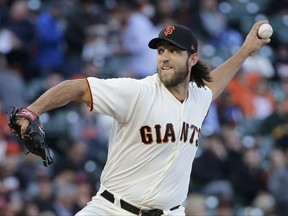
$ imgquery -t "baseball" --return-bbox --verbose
[257,23,273,39]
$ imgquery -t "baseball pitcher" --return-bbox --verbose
[9,20,270,215]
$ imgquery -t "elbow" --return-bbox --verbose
[60,79,90,103]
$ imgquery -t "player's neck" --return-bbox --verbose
[167,86,189,103]
[164,76,190,102]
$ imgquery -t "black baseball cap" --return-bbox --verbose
[148,25,198,53]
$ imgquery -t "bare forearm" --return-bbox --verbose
[27,79,89,115]
[208,48,250,100]
[206,20,271,100]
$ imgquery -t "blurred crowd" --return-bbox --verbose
[0,0,288,215]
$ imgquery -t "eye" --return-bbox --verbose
[157,48,164,54]
[171,48,181,54]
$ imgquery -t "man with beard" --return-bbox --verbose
[15,21,270,216]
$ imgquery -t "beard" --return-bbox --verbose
[158,60,190,88]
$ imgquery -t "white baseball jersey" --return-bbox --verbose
[86,74,212,210]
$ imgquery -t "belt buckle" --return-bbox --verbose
[139,210,151,216]
[139,210,149,216]
[139,209,162,216]
[139,209,150,216]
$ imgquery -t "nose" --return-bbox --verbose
[159,50,170,62]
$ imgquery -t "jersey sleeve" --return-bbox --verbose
[86,77,142,124]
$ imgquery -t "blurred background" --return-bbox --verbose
[0,0,288,215]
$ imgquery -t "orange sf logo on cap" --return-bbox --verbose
[164,26,175,36]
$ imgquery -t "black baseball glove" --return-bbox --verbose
[8,107,53,167]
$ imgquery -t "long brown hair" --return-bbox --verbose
[190,60,212,88]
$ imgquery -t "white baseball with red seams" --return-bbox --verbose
[257,23,273,39]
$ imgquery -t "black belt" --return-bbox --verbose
[101,190,180,216]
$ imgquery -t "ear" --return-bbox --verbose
[189,53,199,67]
